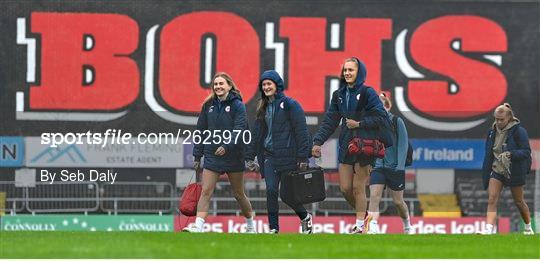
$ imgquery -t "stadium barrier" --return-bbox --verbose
[0,214,510,234]
[0,192,5,215]
[174,215,511,234]
[27,181,99,213]
[0,214,173,232]
[0,180,420,217]
[100,182,175,214]
[0,181,174,214]
[0,179,526,233]
[0,181,25,214]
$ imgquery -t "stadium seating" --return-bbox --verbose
[418,194,461,217]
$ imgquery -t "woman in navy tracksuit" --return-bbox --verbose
[184,72,255,233]
[481,103,533,235]
[246,70,313,234]
[312,57,390,233]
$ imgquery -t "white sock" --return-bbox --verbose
[246,217,254,227]
[356,219,364,228]
[195,217,205,229]
[402,217,411,229]
[485,223,494,232]
[302,213,311,221]
[524,223,532,231]
[371,221,380,232]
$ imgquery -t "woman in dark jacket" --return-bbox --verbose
[312,57,390,234]
[481,103,533,235]
[246,70,313,234]
[183,72,255,233]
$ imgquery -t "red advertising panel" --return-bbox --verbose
[175,215,511,234]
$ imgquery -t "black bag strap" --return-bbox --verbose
[391,114,400,158]
[391,114,398,131]
[187,168,202,184]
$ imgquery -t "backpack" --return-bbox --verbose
[391,115,413,167]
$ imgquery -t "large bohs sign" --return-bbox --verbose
[4,1,539,138]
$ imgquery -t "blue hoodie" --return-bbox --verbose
[193,91,247,172]
[246,70,311,176]
[313,58,390,164]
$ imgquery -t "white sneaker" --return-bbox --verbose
[366,221,381,234]
[362,214,374,234]
[268,229,279,234]
[523,228,535,235]
[348,225,363,234]
[480,224,495,235]
[404,227,413,234]
[245,225,257,234]
[481,229,495,235]
[301,213,313,234]
[182,223,202,233]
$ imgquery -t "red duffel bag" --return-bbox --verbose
[179,173,202,216]
[348,137,386,159]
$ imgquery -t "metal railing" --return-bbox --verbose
[26,182,99,213]
[0,181,418,216]
[101,182,175,214]
[207,196,418,217]
[0,181,174,214]
[0,181,25,214]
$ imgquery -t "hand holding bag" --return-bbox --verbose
[347,135,386,158]
[282,167,326,205]
[346,86,392,159]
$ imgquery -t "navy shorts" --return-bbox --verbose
[490,171,526,187]
[369,168,405,191]
[204,168,244,175]
[341,153,374,167]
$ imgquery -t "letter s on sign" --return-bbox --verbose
[408,15,507,118]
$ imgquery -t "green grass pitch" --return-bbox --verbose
[0,232,539,258]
